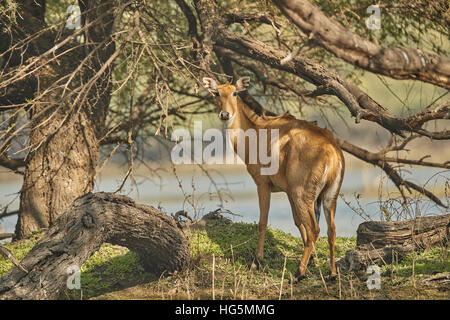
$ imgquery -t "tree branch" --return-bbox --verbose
[273,0,450,89]
[175,0,201,61]
[0,155,25,171]
[193,0,225,76]
[0,210,19,220]
[336,138,448,208]
[224,11,282,30]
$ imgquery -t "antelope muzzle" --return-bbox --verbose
[219,111,231,121]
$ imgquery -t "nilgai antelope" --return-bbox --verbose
[203,76,345,278]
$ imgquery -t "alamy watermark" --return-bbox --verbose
[170,121,280,175]
[66,264,81,290]
[366,5,381,30]
[66,5,81,30]
[366,265,381,290]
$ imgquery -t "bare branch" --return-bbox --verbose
[0,155,25,171]
[193,0,225,76]
[336,138,448,208]
[224,11,282,30]
[0,234,14,241]
[0,210,19,220]
[175,0,201,61]
[0,245,28,274]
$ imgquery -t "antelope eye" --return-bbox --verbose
[214,91,220,97]
[232,91,237,96]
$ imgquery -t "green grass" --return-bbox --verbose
[381,246,450,278]
[1,218,448,300]
[190,219,357,278]
[0,231,43,276]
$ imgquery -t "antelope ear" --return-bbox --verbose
[202,77,218,91]
[235,76,250,91]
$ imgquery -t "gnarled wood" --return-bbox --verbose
[0,192,190,300]
[337,214,450,271]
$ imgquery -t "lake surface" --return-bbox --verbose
[0,166,448,238]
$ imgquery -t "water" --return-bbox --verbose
[2,166,447,238]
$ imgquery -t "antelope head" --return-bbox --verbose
[202,77,250,125]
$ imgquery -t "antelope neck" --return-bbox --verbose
[229,98,260,131]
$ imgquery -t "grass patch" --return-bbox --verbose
[190,218,357,278]
[381,246,450,278]
[0,231,43,276]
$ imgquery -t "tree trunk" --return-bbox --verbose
[337,214,450,272]
[0,192,190,300]
[16,112,100,237]
[15,0,116,239]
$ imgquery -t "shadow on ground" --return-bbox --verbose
[62,248,158,299]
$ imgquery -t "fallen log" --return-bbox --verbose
[337,214,449,272]
[0,192,190,300]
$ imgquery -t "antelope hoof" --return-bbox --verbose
[293,270,307,283]
[250,256,262,270]
[327,273,337,282]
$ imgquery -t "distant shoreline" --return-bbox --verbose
[1,160,448,197]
